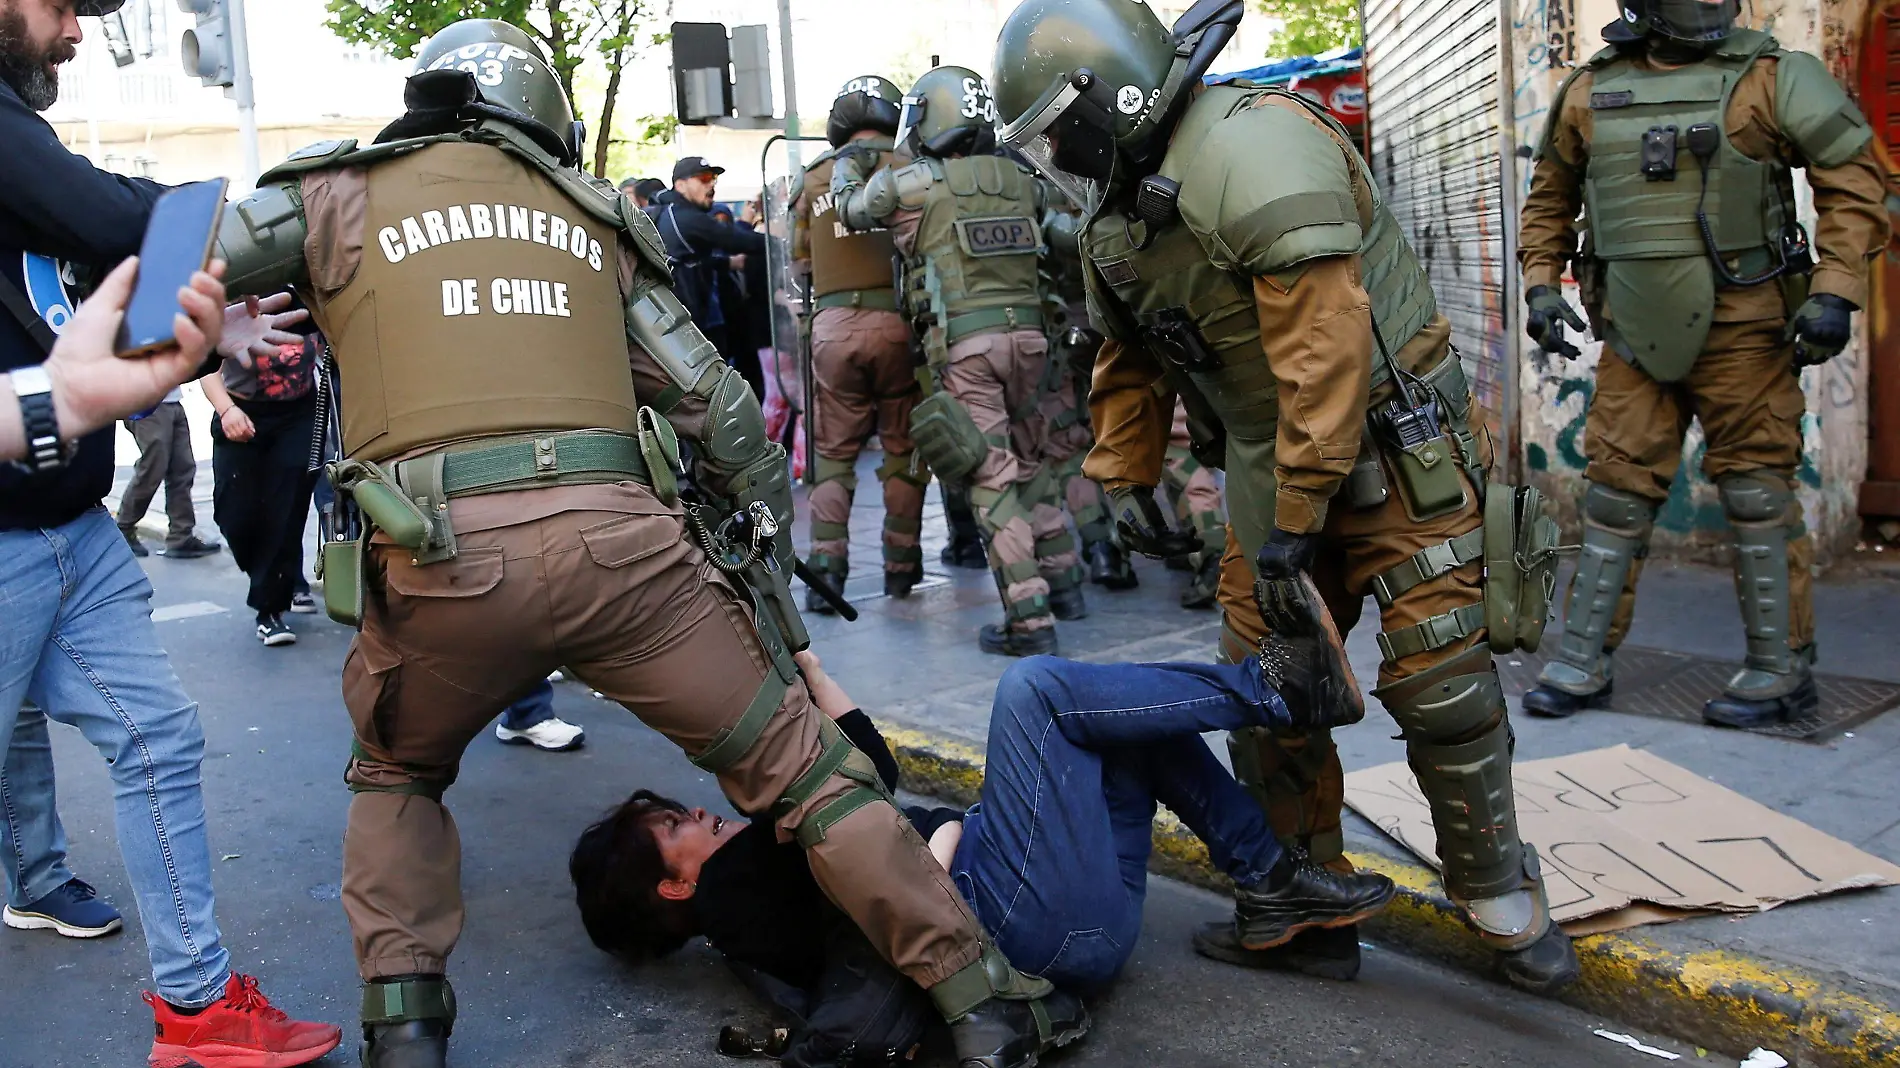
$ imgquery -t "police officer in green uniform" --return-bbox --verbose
[993,0,1581,992]
[831,66,1092,655]
[1517,0,1889,727]
[211,20,1086,1068]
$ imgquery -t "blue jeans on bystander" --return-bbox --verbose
[0,507,231,1006]
[951,655,1293,991]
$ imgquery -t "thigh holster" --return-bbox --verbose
[773,718,893,848]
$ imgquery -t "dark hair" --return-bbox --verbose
[569,790,700,962]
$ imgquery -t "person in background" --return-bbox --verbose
[653,157,768,396]
[116,387,220,558]
[200,325,320,647]
[493,675,586,752]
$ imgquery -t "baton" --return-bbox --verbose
[793,558,859,621]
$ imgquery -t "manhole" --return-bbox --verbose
[1495,646,1900,744]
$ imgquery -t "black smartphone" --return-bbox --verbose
[115,177,229,357]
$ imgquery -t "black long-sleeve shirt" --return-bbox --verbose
[0,78,167,530]
[693,709,962,1064]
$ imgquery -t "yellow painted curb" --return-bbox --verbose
[886,726,1900,1068]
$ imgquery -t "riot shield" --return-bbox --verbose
[760,135,833,485]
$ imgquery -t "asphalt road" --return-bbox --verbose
[0,542,1714,1068]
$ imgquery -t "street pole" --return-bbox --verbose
[226,0,259,191]
[777,0,801,172]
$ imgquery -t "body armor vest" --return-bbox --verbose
[1580,29,1790,379]
[805,145,899,298]
[317,141,637,460]
[1085,85,1446,555]
[906,155,1045,338]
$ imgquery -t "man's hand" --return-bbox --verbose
[1108,485,1203,558]
[219,404,256,443]
[1524,285,1586,360]
[42,257,225,440]
[1787,293,1855,367]
[793,649,856,720]
[219,291,309,368]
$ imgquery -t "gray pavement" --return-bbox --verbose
[0,494,1697,1068]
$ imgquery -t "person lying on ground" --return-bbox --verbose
[569,624,1394,1066]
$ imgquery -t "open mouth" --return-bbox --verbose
[711,815,726,834]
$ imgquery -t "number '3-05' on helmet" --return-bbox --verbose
[895,66,999,159]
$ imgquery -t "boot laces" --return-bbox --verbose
[224,975,288,1021]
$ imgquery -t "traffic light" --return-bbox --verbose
[176,0,234,88]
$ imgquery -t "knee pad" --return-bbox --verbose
[1582,483,1659,534]
[1371,644,1505,744]
[1718,472,1794,524]
[813,455,860,493]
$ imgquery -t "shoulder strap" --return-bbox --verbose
[0,271,56,354]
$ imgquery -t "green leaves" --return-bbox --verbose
[1253,0,1362,59]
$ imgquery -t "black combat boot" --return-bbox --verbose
[1521,680,1612,719]
[803,555,846,616]
[1181,553,1219,609]
[941,488,990,569]
[885,569,922,600]
[1048,585,1088,621]
[360,975,452,1068]
[979,623,1059,657]
[362,1021,449,1068]
[1703,674,1819,729]
[1085,541,1139,589]
[1191,921,1363,981]
[1230,850,1397,950]
[949,989,1090,1068]
[1497,924,1582,995]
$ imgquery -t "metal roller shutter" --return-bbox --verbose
[1363,0,1513,456]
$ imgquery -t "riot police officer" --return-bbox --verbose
[792,75,931,609]
[993,0,1580,992]
[1517,0,1888,727]
[832,66,1088,656]
[212,21,1084,1067]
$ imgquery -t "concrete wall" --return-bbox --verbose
[1508,0,1877,566]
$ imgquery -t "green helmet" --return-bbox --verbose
[1614,0,1740,44]
[895,66,999,159]
[827,75,904,147]
[993,0,1243,205]
[409,19,581,163]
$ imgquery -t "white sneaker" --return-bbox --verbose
[495,716,585,751]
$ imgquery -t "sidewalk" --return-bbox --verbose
[797,450,1900,1067]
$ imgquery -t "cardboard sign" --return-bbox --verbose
[1345,745,1900,932]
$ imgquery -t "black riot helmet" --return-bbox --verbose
[994,0,1243,207]
[895,66,999,159]
[393,19,585,165]
[1615,0,1742,44]
[826,75,903,147]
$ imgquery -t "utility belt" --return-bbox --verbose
[315,419,680,627]
[944,304,1043,345]
[814,287,899,312]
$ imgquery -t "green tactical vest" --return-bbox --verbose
[1578,29,1789,380]
[905,154,1047,344]
[1083,85,1442,554]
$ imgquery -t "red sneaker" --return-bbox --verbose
[144,974,343,1068]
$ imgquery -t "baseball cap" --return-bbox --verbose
[76,0,127,13]
[672,156,726,182]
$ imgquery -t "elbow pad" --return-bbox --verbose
[216,183,309,297]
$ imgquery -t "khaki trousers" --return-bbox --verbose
[808,307,927,574]
[339,482,982,987]
[940,328,1074,628]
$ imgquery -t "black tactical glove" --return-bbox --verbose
[1524,285,1587,360]
[1254,527,1319,582]
[1108,485,1203,559]
[1787,293,1856,367]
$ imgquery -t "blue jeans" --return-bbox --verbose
[498,680,555,731]
[0,507,231,1007]
[950,655,1292,991]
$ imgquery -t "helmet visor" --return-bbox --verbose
[999,77,1115,211]
[1649,0,1740,41]
[894,94,927,153]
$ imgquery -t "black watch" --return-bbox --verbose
[11,365,67,473]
